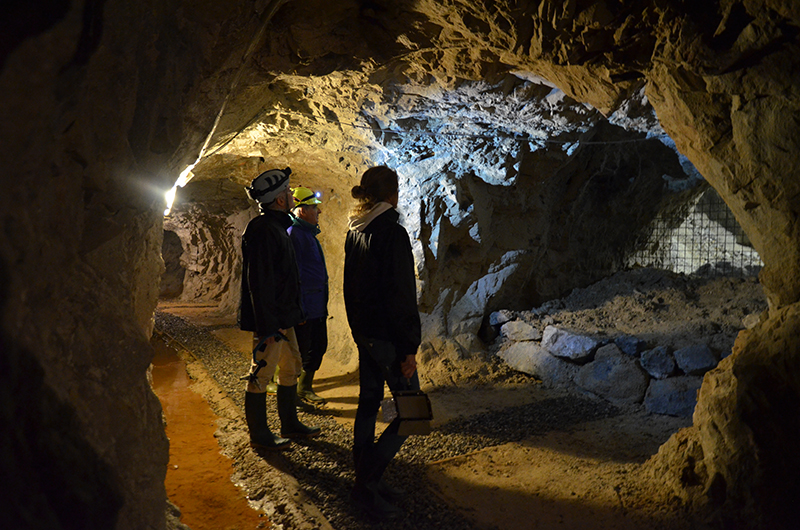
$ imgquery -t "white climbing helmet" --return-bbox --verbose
[245,167,292,204]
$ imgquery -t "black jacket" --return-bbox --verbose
[343,208,421,359]
[239,209,304,336]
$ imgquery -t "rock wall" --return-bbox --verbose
[491,268,767,418]
[163,179,254,316]
[1,0,273,527]
[648,301,800,528]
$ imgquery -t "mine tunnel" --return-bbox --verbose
[2,1,799,530]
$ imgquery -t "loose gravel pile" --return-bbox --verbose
[154,310,620,530]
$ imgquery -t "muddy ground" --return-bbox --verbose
[155,268,766,530]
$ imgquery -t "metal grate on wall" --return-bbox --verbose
[626,188,763,278]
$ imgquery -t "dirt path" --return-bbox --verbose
[156,268,768,528]
[427,412,691,530]
[157,302,698,529]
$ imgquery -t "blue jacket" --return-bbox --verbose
[288,215,329,320]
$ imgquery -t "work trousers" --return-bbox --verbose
[246,327,302,393]
[295,317,328,373]
[352,333,420,469]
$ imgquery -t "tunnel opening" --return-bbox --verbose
[5,0,798,528]
[150,64,770,528]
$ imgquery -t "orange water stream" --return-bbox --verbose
[150,335,268,530]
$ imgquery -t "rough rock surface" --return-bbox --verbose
[2,1,800,528]
[574,343,650,405]
[163,180,254,316]
[541,326,602,363]
[647,302,800,528]
[641,346,678,380]
[644,376,704,418]
[500,320,542,342]
[497,341,579,388]
[493,268,766,420]
[673,344,719,376]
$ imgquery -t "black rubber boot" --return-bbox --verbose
[277,384,321,438]
[351,447,401,520]
[244,391,290,451]
[298,370,327,405]
[375,467,405,504]
[295,396,316,413]
[354,445,404,503]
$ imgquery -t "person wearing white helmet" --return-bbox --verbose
[288,186,329,406]
[239,167,321,451]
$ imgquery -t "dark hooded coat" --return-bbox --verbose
[239,208,304,336]
[343,208,421,360]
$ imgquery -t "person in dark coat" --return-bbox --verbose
[288,186,329,405]
[239,167,321,451]
[343,165,421,519]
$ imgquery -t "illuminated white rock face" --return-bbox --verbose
[169,72,700,374]
[2,0,800,528]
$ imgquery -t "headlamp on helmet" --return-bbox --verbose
[292,186,322,207]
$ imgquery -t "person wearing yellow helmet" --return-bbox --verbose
[288,186,329,406]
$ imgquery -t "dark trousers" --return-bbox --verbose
[295,317,328,372]
[352,334,420,476]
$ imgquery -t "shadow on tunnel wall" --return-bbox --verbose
[0,258,124,529]
[160,229,186,299]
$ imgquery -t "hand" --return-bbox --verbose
[400,354,417,379]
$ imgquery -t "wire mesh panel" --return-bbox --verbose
[626,188,763,277]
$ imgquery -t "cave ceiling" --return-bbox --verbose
[186,0,654,191]
[171,0,705,321]
[163,0,799,311]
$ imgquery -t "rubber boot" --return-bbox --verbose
[297,369,327,405]
[244,392,290,451]
[351,447,401,520]
[276,384,321,438]
[295,393,316,413]
[354,445,404,504]
[374,459,405,503]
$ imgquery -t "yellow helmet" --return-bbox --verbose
[292,186,322,207]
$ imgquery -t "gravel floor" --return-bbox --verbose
[154,310,620,530]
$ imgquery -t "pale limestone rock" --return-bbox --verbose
[500,320,542,342]
[640,346,678,380]
[673,344,719,376]
[541,325,601,363]
[497,341,578,388]
[644,376,703,418]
